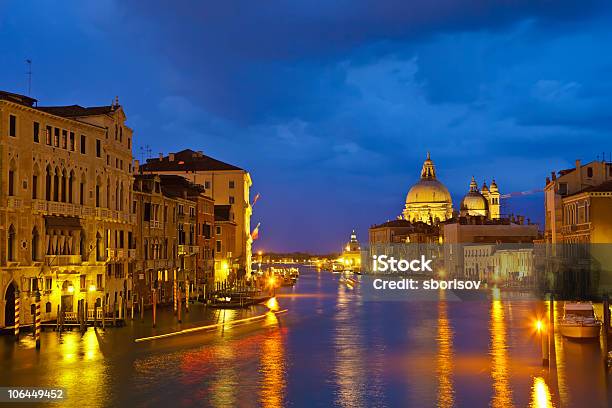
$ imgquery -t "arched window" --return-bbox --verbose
[32,165,40,200]
[61,169,67,202]
[80,173,86,206]
[68,171,74,204]
[80,233,86,262]
[106,177,110,209]
[53,168,60,201]
[7,225,16,262]
[96,232,103,261]
[31,227,39,261]
[45,165,52,201]
[115,181,120,210]
[95,177,101,207]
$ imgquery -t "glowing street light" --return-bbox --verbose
[67,284,75,294]
[535,320,543,333]
[88,285,96,292]
[535,318,549,366]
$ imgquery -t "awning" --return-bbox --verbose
[44,216,82,230]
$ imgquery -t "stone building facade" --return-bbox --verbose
[140,149,252,279]
[0,91,134,328]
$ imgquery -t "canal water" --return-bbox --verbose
[1,267,611,407]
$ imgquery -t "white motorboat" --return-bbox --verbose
[559,302,602,339]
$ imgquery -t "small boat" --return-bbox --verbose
[559,302,602,339]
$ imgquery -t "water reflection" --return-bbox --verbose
[334,283,366,407]
[259,313,286,407]
[490,299,513,407]
[436,297,454,407]
[2,269,611,407]
[530,376,554,408]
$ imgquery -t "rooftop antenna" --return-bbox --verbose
[25,59,32,95]
[139,144,152,163]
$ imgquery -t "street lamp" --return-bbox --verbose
[536,318,549,366]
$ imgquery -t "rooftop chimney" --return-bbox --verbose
[134,159,140,173]
[575,159,581,171]
[159,153,163,162]
[169,153,175,162]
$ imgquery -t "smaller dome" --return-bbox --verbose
[460,177,488,216]
[490,179,498,192]
[481,181,489,193]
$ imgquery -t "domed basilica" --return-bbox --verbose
[402,153,500,224]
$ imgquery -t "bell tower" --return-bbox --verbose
[489,179,501,219]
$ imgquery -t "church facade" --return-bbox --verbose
[402,153,500,224]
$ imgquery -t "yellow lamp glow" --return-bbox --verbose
[89,285,96,292]
[536,320,544,332]
[268,276,276,286]
[67,285,74,293]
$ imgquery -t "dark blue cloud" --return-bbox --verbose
[2,0,612,252]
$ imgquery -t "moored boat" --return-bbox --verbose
[559,302,601,339]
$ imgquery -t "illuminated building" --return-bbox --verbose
[460,177,500,219]
[463,244,534,284]
[544,159,612,244]
[214,205,237,283]
[369,219,439,244]
[402,152,453,224]
[339,230,361,272]
[0,91,134,328]
[140,149,253,279]
[542,158,612,296]
[132,174,209,305]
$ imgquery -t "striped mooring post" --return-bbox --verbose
[177,288,182,323]
[185,280,190,313]
[173,280,178,314]
[152,289,157,328]
[35,291,41,349]
[14,290,20,341]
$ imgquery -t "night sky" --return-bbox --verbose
[2,1,612,253]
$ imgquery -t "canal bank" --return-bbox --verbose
[1,267,611,407]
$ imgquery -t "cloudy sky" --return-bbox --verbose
[2,1,611,252]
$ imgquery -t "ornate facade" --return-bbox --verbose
[402,153,453,224]
[0,91,134,328]
[459,176,500,219]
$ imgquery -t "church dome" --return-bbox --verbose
[406,179,452,204]
[403,153,453,224]
[460,177,488,216]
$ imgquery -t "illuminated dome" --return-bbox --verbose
[406,179,452,204]
[403,153,453,224]
[460,177,488,217]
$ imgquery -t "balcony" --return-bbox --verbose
[32,200,134,224]
[107,248,127,260]
[45,254,82,266]
[7,197,22,209]
[146,220,162,229]
[178,245,200,255]
[48,202,81,217]
[561,222,591,235]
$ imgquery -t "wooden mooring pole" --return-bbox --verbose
[102,299,106,330]
[603,295,610,368]
[152,289,157,328]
